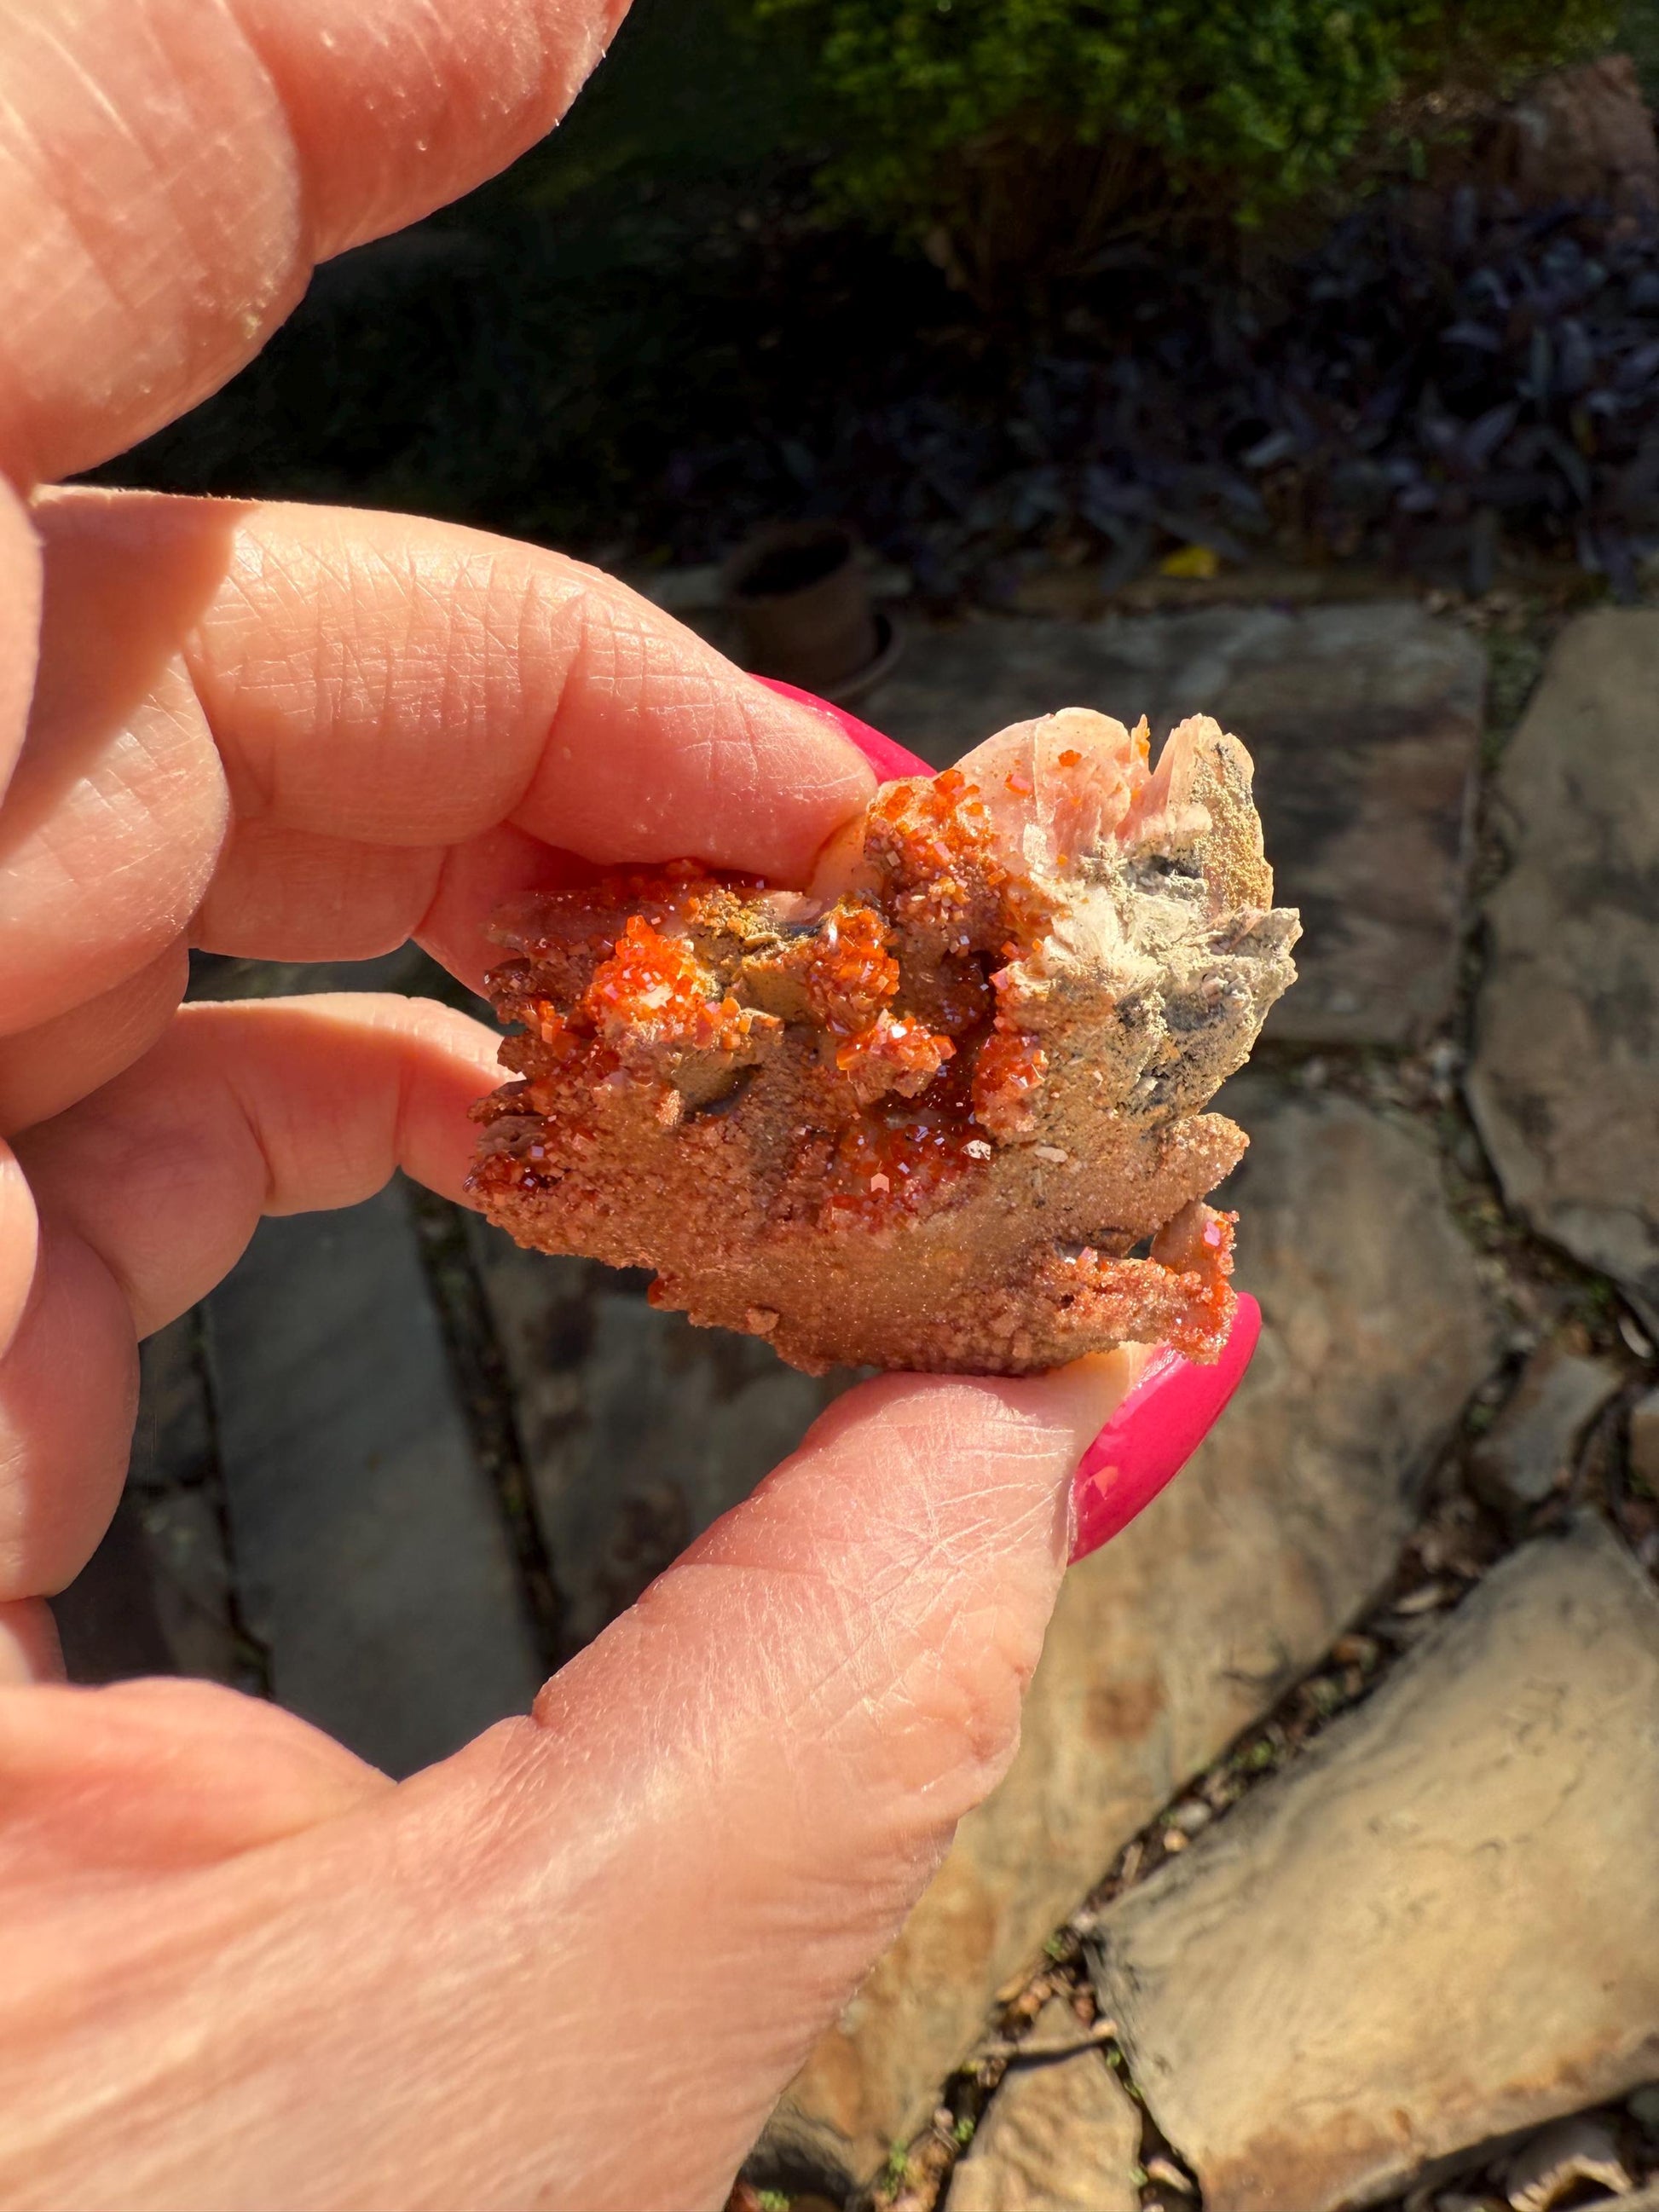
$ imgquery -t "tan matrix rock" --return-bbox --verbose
[471,709,1299,1375]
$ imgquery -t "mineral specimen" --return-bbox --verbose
[470,709,1299,1375]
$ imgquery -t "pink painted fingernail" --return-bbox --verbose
[1069,1296,1262,1563]
[754,673,934,781]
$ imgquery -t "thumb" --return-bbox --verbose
[403,1358,1140,2211]
[3,1360,1141,2212]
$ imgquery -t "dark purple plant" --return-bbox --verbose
[661,192,1659,601]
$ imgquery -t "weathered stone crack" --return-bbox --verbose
[407,1181,571,1676]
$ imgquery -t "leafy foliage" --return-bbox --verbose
[102,182,1659,600]
[1621,0,1659,98]
[96,0,1659,601]
[658,195,1659,600]
[748,0,1620,254]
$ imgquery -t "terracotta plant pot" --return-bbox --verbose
[722,522,899,702]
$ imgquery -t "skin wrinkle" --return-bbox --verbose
[0,949,192,1132]
[498,567,563,818]
[3,1886,367,2180]
[537,1415,1070,1806]
[0,723,217,1029]
[454,1724,916,2066]
[676,1424,1043,1601]
[0,63,141,343]
[3,475,871,1026]
[31,4,261,327]
[185,523,592,845]
[0,515,236,1033]
[193,821,445,962]
[61,729,190,867]
[70,1121,258,1337]
[13,996,500,1345]
[54,708,211,898]
[310,535,400,804]
[16,716,171,866]
[0,1689,387,1886]
[194,526,340,817]
[431,564,477,783]
[893,1609,1036,1774]
[839,1574,1043,1798]
[455,554,567,831]
[228,0,591,259]
[0,3,303,484]
[539,578,617,805]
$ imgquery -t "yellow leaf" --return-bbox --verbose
[1158,543,1223,580]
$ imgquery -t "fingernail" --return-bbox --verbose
[1069,1296,1262,1563]
[754,673,934,782]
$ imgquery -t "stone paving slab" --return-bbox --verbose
[123,1315,246,1684]
[865,604,1485,1046]
[942,2001,1141,2212]
[1389,2087,1659,2211]
[49,1489,176,1686]
[1468,609,1659,1333]
[205,1182,544,1776]
[1090,1516,1659,2212]
[1467,1343,1623,1527]
[52,1317,240,1688]
[767,1077,1498,2191]
[1495,2114,1638,2210]
[1633,1387,1659,1492]
[186,943,457,1005]
[465,1219,854,1649]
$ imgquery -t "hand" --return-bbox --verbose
[0,9,1215,2207]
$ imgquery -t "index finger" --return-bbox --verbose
[0,490,875,1037]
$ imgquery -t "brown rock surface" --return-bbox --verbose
[866,604,1483,1046]
[1485,56,1659,213]
[942,2001,1142,2212]
[205,1187,545,1777]
[1090,1517,1659,2212]
[1501,2116,1633,2211]
[1468,611,1659,1333]
[765,1080,1496,2190]
[1632,1387,1659,1494]
[1468,1343,1622,1524]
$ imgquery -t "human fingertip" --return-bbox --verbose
[0,1599,64,1684]
[1037,1340,1155,1445]
[1068,1293,1261,1563]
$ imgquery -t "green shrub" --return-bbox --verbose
[1621,0,1659,98]
[749,0,1621,294]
